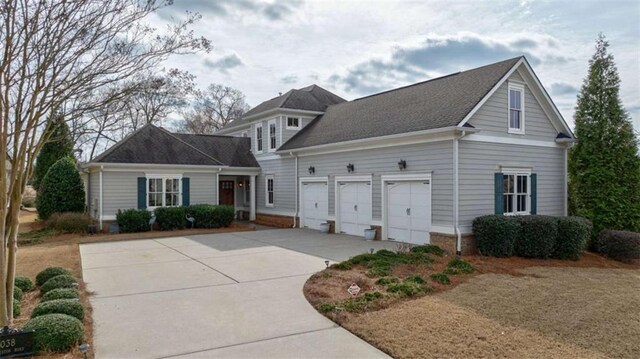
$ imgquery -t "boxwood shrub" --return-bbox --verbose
[598,230,640,263]
[42,288,80,302]
[154,206,186,230]
[13,300,20,318]
[212,205,235,227]
[473,215,520,257]
[13,287,23,301]
[185,204,217,228]
[36,267,72,286]
[553,217,592,260]
[14,276,35,292]
[32,299,84,321]
[515,215,558,258]
[24,314,84,353]
[41,275,77,294]
[116,208,152,233]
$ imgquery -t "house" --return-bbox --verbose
[82,56,574,254]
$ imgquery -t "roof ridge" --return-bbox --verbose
[158,127,226,166]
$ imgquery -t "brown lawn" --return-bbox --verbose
[305,251,640,359]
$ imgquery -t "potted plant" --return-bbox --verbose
[319,222,330,234]
[364,227,376,241]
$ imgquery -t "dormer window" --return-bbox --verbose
[508,83,525,134]
[286,117,300,129]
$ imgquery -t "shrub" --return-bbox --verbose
[598,230,640,263]
[318,303,336,313]
[41,275,77,294]
[341,292,384,312]
[387,282,426,297]
[13,287,23,301]
[41,288,80,302]
[411,244,444,256]
[24,314,84,353]
[515,215,558,258]
[116,208,152,233]
[375,277,399,286]
[212,205,235,227]
[13,300,20,318]
[473,215,520,257]
[46,212,91,233]
[35,157,85,220]
[444,258,474,275]
[403,275,425,284]
[553,217,591,260]
[430,272,451,284]
[36,267,72,286]
[32,299,84,321]
[14,276,34,291]
[367,262,392,277]
[329,261,352,270]
[154,206,186,230]
[184,204,220,228]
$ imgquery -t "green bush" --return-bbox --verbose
[387,282,426,297]
[411,244,444,256]
[473,215,520,257]
[341,292,384,312]
[35,157,85,220]
[41,275,77,294]
[14,276,35,291]
[367,262,392,277]
[516,215,558,258]
[375,277,399,286]
[212,205,235,227]
[444,258,474,275]
[318,303,336,313]
[13,287,23,301]
[430,272,451,284]
[184,204,215,228]
[46,212,91,233]
[13,300,20,318]
[553,217,591,260]
[36,267,72,286]
[116,209,152,233]
[155,206,186,230]
[32,299,84,321]
[24,314,84,353]
[41,288,80,302]
[329,261,352,270]
[403,275,425,284]
[598,230,640,263]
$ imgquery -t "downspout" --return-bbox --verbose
[99,166,103,231]
[86,170,91,216]
[292,152,298,228]
[453,130,468,256]
[563,142,574,216]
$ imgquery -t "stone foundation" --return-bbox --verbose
[255,213,295,228]
[430,232,477,255]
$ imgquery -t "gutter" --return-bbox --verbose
[453,129,469,256]
[292,152,298,228]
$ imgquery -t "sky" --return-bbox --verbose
[152,0,640,133]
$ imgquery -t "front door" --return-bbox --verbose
[219,181,235,206]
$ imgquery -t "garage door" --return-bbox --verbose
[301,182,328,230]
[338,181,371,237]
[387,181,431,244]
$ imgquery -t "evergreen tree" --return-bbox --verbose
[569,34,640,238]
[35,157,85,220]
[32,114,74,190]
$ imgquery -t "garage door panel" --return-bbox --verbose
[338,181,371,237]
[386,180,431,245]
[302,183,328,231]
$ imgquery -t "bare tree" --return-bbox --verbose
[180,84,250,134]
[0,0,210,325]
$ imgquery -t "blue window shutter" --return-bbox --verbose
[530,173,537,215]
[494,173,504,215]
[137,177,146,209]
[182,177,190,206]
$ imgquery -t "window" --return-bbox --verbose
[508,84,524,133]
[265,175,274,207]
[147,177,181,208]
[286,117,300,129]
[269,121,277,151]
[503,173,528,215]
[256,125,263,152]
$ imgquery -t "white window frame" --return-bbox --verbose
[268,119,277,151]
[508,83,525,134]
[502,168,531,215]
[145,174,183,210]
[255,124,263,152]
[286,117,300,130]
[265,175,275,207]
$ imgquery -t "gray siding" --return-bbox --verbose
[102,171,143,216]
[297,140,454,227]
[458,140,565,230]
[468,72,558,140]
[281,116,314,144]
[257,157,296,214]
[184,172,217,205]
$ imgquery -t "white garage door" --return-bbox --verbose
[301,182,328,230]
[387,181,431,244]
[338,181,371,237]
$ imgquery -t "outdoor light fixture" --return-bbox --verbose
[308,166,315,174]
[398,159,407,170]
[79,343,90,359]
[347,163,355,173]
[370,248,374,254]
[325,260,330,268]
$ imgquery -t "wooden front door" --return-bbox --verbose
[219,181,235,206]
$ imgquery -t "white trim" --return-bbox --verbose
[431,225,456,235]
[100,215,117,221]
[299,176,329,183]
[243,108,324,122]
[145,176,183,210]
[501,170,531,215]
[380,173,432,241]
[145,173,183,179]
[461,133,562,148]
[298,176,329,229]
[268,119,277,152]
[500,166,532,174]
[255,123,263,153]
[257,209,296,217]
[99,167,103,230]
[252,153,282,161]
[265,174,275,207]
[286,116,301,130]
[508,82,525,134]
[215,172,220,205]
[218,178,237,209]
[334,175,373,235]
[83,162,259,174]
[249,175,256,220]
[563,146,569,216]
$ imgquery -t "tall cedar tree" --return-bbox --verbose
[569,35,640,238]
[33,115,74,190]
[35,157,86,220]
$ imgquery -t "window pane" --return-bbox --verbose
[510,90,521,109]
[510,110,520,129]
[268,192,274,204]
[517,194,527,212]
[503,175,514,194]
[517,175,527,193]
[504,194,513,213]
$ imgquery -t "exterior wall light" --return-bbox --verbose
[308,166,315,174]
[398,159,407,170]
[347,163,355,173]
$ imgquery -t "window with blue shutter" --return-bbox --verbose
[182,177,190,206]
[494,173,503,214]
[137,177,146,209]
[497,171,536,215]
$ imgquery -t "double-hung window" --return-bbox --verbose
[265,175,274,207]
[508,83,525,134]
[268,120,277,151]
[147,177,181,208]
[256,125,263,152]
[503,172,529,215]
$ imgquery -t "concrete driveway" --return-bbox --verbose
[81,228,395,358]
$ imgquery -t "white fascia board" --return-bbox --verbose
[461,134,563,148]
[84,162,258,175]
[243,108,324,122]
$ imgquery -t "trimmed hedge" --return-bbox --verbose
[598,230,640,263]
[516,215,558,258]
[13,287,23,301]
[42,288,80,302]
[41,275,77,294]
[473,215,519,257]
[185,204,218,228]
[212,205,235,227]
[15,276,35,292]
[154,206,186,230]
[36,267,72,286]
[116,209,152,233]
[32,299,84,321]
[554,217,592,260]
[24,314,84,353]
[46,212,91,233]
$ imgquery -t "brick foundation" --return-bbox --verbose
[255,213,295,228]
[430,232,477,255]
[326,220,336,233]
[371,225,382,241]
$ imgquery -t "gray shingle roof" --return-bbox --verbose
[93,125,258,167]
[222,84,346,131]
[279,57,521,151]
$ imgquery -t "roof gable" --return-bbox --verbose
[171,133,259,168]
